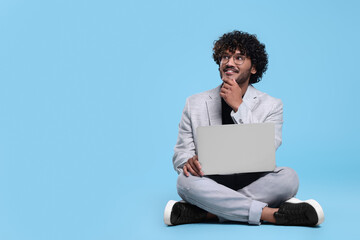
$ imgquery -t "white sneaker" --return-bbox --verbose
[164,200,207,226]
[274,198,325,226]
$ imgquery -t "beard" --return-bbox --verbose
[219,66,252,86]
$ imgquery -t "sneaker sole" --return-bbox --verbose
[164,200,177,226]
[286,198,325,226]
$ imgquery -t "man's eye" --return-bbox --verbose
[222,56,230,60]
[235,56,244,61]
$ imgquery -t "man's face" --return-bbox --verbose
[219,49,256,85]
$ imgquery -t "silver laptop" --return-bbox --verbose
[197,123,275,175]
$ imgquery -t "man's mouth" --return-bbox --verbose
[224,68,239,74]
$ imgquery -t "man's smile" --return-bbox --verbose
[223,67,239,75]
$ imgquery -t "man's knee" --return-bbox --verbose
[176,173,203,201]
[177,173,198,191]
[277,167,299,196]
[176,173,208,195]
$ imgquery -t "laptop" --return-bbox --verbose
[197,123,276,175]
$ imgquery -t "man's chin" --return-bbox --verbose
[220,73,238,82]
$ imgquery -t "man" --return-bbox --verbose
[164,31,324,226]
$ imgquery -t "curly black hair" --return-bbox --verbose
[213,30,268,84]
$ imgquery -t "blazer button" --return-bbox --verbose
[239,119,243,124]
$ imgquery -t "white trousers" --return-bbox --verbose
[177,167,299,225]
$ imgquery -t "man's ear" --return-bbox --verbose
[251,65,257,74]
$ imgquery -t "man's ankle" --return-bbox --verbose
[206,212,218,220]
[260,207,278,223]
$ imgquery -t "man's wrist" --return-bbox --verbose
[232,100,242,112]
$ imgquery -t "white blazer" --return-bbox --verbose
[173,85,283,174]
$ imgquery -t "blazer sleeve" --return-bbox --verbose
[230,99,283,150]
[172,98,196,174]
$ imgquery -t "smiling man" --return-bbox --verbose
[164,31,324,227]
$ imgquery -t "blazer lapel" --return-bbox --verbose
[205,85,222,126]
[242,85,259,111]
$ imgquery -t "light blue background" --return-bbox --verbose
[0,0,359,239]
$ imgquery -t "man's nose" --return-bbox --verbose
[226,56,236,66]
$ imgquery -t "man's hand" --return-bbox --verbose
[220,78,243,112]
[183,155,203,177]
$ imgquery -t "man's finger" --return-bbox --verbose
[220,92,226,99]
[220,88,228,94]
[189,160,201,176]
[191,156,202,176]
[222,77,235,85]
[183,165,189,177]
[195,161,204,176]
[222,83,231,90]
[187,165,199,176]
